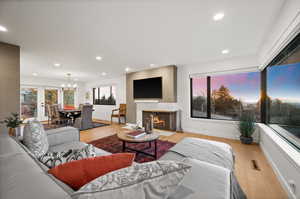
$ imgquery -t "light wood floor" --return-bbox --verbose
[80,120,288,199]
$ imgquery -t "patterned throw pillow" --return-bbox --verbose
[39,144,96,168]
[23,120,49,158]
[72,160,191,199]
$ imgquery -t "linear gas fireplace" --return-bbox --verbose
[142,110,177,131]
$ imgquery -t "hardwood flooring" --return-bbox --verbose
[80,120,288,199]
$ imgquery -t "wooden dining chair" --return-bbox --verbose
[51,104,68,126]
[45,104,52,125]
[111,104,126,124]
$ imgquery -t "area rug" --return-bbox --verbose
[88,134,176,163]
[43,122,108,131]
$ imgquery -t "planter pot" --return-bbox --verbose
[8,128,16,137]
[8,127,20,137]
[240,136,253,144]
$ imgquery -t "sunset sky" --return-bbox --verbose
[268,62,300,103]
[193,72,260,103]
[192,62,300,104]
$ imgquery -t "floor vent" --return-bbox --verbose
[251,160,260,171]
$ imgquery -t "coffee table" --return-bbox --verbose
[117,131,160,159]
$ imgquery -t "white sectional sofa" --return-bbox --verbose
[0,127,246,199]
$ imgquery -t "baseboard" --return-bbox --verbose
[181,126,239,140]
[260,142,296,199]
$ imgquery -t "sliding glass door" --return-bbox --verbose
[21,88,38,120]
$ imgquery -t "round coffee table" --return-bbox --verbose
[117,131,160,159]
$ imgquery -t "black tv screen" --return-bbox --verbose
[133,77,162,99]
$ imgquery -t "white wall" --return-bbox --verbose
[21,76,86,107]
[85,75,126,121]
[259,124,300,199]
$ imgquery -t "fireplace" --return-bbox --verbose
[142,110,177,131]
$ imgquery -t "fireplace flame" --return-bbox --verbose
[153,116,165,126]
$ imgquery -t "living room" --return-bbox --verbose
[1,1,300,199]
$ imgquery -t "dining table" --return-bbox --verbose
[59,109,81,125]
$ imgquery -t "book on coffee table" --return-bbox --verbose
[127,130,146,139]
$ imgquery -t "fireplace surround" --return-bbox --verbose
[142,110,177,131]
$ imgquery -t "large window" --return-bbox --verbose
[63,89,75,108]
[191,72,261,121]
[265,34,300,149]
[93,86,116,105]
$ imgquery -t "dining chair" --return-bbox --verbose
[45,104,52,125]
[111,104,126,124]
[74,104,94,130]
[51,104,68,126]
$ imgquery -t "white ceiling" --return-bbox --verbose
[0,0,284,82]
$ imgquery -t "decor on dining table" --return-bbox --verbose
[0,112,23,137]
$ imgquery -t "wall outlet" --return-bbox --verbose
[288,180,296,195]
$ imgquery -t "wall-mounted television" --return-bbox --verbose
[133,77,162,99]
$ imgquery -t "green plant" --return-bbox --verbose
[0,113,23,128]
[238,111,255,138]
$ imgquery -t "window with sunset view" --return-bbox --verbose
[265,35,300,149]
[191,72,260,121]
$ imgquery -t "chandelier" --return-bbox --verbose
[61,73,77,90]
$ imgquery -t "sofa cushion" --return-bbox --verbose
[167,158,231,199]
[49,141,111,156]
[48,153,135,190]
[73,160,191,199]
[0,137,71,199]
[167,137,234,170]
[39,144,97,168]
[23,120,49,157]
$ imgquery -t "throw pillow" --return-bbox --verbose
[23,119,49,158]
[72,160,191,199]
[39,144,96,168]
[48,153,135,190]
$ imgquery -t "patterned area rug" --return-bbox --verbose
[89,134,176,163]
[43,122,108,131]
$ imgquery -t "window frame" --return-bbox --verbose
[263,32,300,150]
[93,85,116,106]
[190,73,260,122]
[190,32,300,150]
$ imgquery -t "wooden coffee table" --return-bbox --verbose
[117,131,160,159]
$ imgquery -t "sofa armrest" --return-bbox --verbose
[46,127,80,147]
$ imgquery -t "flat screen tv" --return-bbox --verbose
[133,77,162,99]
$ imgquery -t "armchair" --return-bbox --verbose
[111,104,126,124]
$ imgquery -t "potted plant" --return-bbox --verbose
[238,111,256,144]
[0,113,23,137]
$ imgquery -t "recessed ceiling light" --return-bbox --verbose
[32,73,38,76]
[96,56,102,61]
[54,63,61,67]
[150,64,156,67]
[0,25,7,32]
[213,12,225,21]
[125,67,130,72]
[222,49,230,54]
[101,72,107,76]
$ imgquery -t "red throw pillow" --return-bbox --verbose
[48,153,135,190]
